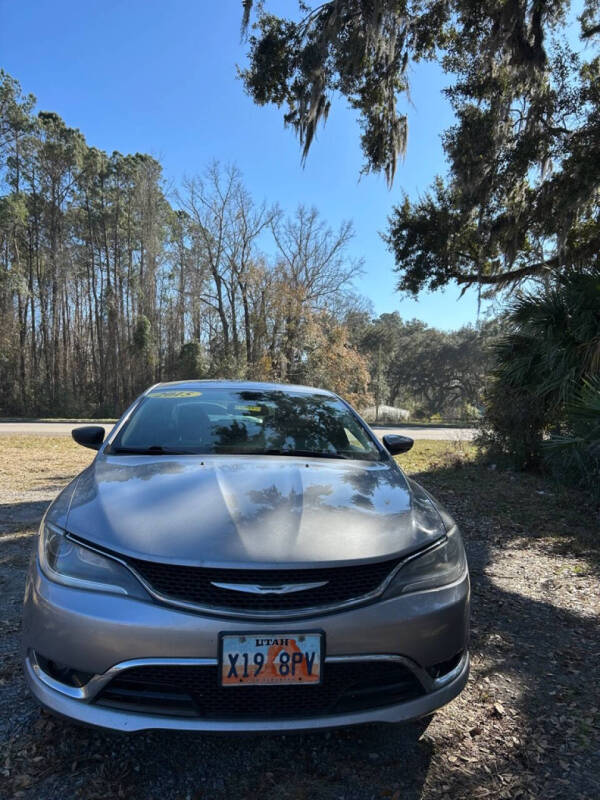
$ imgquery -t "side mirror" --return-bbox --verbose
[382,434,414,455]
[72,425,105,451]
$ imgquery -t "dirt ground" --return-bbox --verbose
[0,436,598,800]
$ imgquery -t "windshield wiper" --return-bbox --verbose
[111,445,373,460]
[266,449,381,462]
[111,445,193,455]
[261,448,350,460]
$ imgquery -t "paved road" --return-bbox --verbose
[0,422,116,436]
[0,422,477,440]
[372,425,477,441]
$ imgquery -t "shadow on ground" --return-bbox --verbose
[408,461,600,798]
[0,501,50,534]
[0,460,599,799]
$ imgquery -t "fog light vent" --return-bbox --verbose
[36,653,94,688]
[426,651,463,680]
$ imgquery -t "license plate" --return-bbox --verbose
[220,633,322,686]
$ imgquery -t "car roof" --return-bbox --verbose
[145,380,337,398]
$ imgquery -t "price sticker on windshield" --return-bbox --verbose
[149,390,203,398]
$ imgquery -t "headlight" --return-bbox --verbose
[384,526,467,597]
[38,520,147,599]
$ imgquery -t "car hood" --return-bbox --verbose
[59,454,446,568]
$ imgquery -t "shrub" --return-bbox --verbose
[544,376,600,495]
[478,268,600,476]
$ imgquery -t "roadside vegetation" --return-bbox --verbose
[240,1,600,496]
[0,71,496,423]
[0,435,598,799]
[479,270,600,494]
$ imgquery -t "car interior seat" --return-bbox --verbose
[176,404,212,445]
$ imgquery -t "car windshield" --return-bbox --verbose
[109,387,381,461]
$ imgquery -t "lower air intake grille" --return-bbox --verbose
[95,662,424,719]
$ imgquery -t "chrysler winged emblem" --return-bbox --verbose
[210,581,328,595]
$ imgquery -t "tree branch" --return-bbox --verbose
[453,258,558,286]
[581,23,600,39]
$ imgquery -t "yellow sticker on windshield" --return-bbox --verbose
[235,404,261,412]
[150,390,203,398]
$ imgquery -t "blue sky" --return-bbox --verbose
[0,0,495,329]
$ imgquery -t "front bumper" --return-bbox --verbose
[25,650,469,732]
[22,561,470,732]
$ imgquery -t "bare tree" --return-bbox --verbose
[0,72,370,415]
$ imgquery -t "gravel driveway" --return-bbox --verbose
[0,436,598,799]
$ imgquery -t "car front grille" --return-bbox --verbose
[94,661,425,719]
[121,556,402,614]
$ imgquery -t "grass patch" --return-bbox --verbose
[0,435,94,494]
[396,439,476,474]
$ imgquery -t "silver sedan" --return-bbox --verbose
[22,381,469,732]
